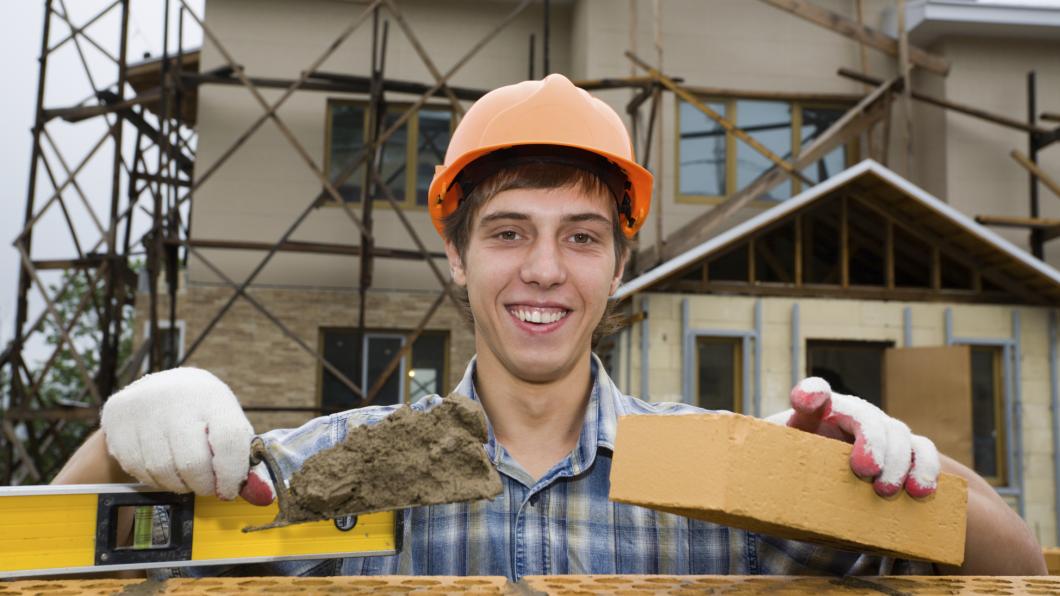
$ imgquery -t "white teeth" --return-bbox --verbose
[512,307,568,324]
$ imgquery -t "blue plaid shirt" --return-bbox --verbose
[205,355,935,580]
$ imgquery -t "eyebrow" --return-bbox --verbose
[478,211,612,226]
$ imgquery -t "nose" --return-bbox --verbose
[520,236,567,289]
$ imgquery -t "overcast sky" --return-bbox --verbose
[0,1,202,358]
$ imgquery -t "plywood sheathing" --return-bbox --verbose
[3,576,1060,595]
[609,413,968,566]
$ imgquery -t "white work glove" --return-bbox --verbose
[766,377,941,498]
[101,367,275,504]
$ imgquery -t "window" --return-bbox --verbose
[141,321,184,373]
[320,329,449,411]
[806,340,891,409]
[970,346,1006,484]
[695,336,742,412]
[325,101,452,207]
[677,98,854,204]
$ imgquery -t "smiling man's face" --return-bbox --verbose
[446,185,626,384]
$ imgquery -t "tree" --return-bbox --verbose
[1,268,137,481]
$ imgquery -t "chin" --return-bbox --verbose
[506,352,579,383]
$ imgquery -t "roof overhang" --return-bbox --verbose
[886,1,1060,45]
[614,159,1060,303]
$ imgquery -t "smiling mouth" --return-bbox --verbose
[507,305,570,325]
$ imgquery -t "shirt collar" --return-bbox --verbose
[450,353,624,486]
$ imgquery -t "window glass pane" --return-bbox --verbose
[707,243,749,282]
[806,341,888,408]
[679,100,727,196]
[800,107,847,185]
[696,337,739,411]
[847,201,885,286]
[375,112,408,201]
[410,332,447,400]
[328,104,366,202]
[416,110,451,206]
[894,226,932,288]
[971,347,1000,479]
[754,222,795,283]
[365,335,404,406]
[801,201,842,285]
[736,100,792,201]
[321,329,364,411]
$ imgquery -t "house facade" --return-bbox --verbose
[133,0,1060,545]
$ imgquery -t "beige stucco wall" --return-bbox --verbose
[134,284,476,432]
[194,0,1060,285]
[191,0,571,288]
[933,36,1060,268]
[621,292,1058,547]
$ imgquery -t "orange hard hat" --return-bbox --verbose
[428,73,653,239]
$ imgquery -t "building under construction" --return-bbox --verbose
[3,0,1060,553]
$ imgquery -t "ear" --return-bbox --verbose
[609,248,630,296]
[444,240,467,287]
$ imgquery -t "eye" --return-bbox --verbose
[571,232,595,244]
[497,230,519,241]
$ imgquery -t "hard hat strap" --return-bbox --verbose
[450,145,636,229]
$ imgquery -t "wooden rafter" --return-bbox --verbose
[636,74,898,272]
[1011,149,1060,202]
[757,0,950,75]
[625,51,811,185]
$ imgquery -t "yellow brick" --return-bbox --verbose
[609,413,967,566]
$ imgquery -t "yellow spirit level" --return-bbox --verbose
[0,483,400,578]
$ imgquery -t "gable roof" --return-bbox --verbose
[614,159,1060,304]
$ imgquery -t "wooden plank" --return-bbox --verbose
[636,76,897,272]
[897,0,913,176]
[840,196,849,288]
[974,214,1060,229]
[1011,149,1060,202]
[885,218,895,290]
[839,69,1047,134]
[885,346,974,467]
[758,0,950,75]
[678,84,861,103]
[625,51,811,184]
[165,237,446,260]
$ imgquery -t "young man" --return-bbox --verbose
[55,74,1045,578]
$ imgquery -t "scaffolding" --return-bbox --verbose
[2,0,1057,485]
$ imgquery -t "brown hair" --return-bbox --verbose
[442,162,632,345]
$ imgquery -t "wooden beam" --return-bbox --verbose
[839,69,1048,135]
[678,84,861,103]
[636,75,897,272]
[1042,112,1060,123]
[166,237,447,260]
[758,0,950,76]
[840,196,850,288]
[625,51,812,185]
[851,196,1046,305]
[1011,149,1060,202]
[897,0,913,177]
[974,214,1060,229]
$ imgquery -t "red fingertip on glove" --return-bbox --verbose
[240,471,276,506]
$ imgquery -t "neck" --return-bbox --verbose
[473,346,593,481]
